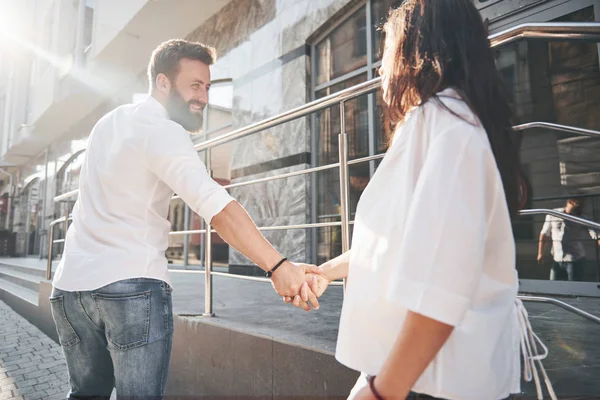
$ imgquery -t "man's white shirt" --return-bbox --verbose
[53,96,234,291]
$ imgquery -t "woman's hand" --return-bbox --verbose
[283,265,331,311]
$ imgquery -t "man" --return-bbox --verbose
[537,195,600,281]
[50,39,319,399]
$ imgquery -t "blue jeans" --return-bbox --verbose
[550,259,585,281]
[50,278,173,399]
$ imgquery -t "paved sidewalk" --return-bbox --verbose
[0,301,69,400]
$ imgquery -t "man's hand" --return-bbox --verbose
[284,265,330,312]
[270,262,320,310]
[537,253,545,264]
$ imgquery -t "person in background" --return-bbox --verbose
[538,195,600,281]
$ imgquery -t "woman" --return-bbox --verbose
[289,1,556,399]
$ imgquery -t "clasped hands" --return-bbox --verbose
[269,261,330,312]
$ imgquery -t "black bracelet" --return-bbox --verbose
[368,376,385,400]
[265,258,287,278]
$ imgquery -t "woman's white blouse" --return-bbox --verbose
[336,89,521,400]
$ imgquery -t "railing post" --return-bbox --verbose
[203,148,215,317]
[338,101,351,290]
[183,206,190,269]
[63,206,70,246]
[45,223,55,280]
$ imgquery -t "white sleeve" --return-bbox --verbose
[385,133,495,327]
[144,121,234,222]
[540,215,552,237]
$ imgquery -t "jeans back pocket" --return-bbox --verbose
[49,295,80,348]
[92,290,151,351]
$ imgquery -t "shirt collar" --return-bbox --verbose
[142,95,169,119]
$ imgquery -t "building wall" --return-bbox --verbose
[91,0,148,58]
[2,0,599,291]
[186,0,353,268]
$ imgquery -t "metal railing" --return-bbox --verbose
[513,122,600,138]
[516,296,600,325]
[47,22,600,323]
[519,209,600,230]
[45,215,71,280]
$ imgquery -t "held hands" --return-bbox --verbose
[283,265,331,312]
[270,261,321,310]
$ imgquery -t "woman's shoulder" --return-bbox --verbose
[418,88,488,147]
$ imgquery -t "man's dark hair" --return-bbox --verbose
[567,191,585,206]
[148,39,217,89]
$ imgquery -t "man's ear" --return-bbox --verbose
[483,18,490,37]
[156,73,171,96]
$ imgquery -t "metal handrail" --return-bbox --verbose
[518,296,600,325]
[172,269,345,287]
[54,189,79,203]
[519,209,600,230]
[47,22,600,321]
[45,216,71,280]
[53,117,599,203]
[513,122,600,138]
[52,22,600,205]
[489,22,600,47]
[194,79,382,153]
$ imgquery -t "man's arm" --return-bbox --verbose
[538,218,552,264]
[587,227,600,247]
[538,233,550,264]
[143,120,317,304]
[211,201,319,304]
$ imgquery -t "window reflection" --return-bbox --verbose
[316,8,368,86]
[495,6,600,283]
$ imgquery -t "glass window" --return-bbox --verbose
[315,74,371,262]
[312,1,403,263]
[209,81,233,110]
[373,88,392,153]
[494,6,600,283]
[371,0,403,62]
[316,75,370,163]
[315,8,368,85]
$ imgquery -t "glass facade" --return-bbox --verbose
[495,5,600,284]
[312,1,600,288]
[312,0,401,264]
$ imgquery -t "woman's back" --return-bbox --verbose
[336,90,519,399]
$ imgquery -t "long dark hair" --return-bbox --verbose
[382,0,522,217]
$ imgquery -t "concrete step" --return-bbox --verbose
[0,265,43,291]
[0,260,48,278]
[0,277,38,306]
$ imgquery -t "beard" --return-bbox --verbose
[165,89,205,133]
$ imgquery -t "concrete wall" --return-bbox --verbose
[7,281,358,399]
[167,316,358,399]
[91,0,148,59]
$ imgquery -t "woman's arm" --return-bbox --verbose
[367,312,454,398]
[285,250,352,311]
[319,250,351,282]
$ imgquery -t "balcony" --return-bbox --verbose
[4,0,232,166]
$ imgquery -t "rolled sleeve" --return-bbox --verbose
[540,216,552,237]
[386,132,492,327]
[144,121,234,222]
